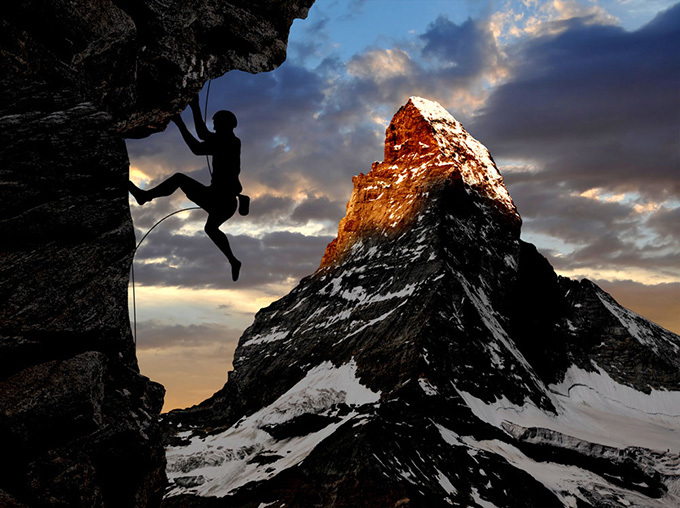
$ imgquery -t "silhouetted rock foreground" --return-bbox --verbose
[0,1,313,506]
[164,98,680,507]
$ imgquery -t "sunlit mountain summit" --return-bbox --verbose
[163,97,680,508]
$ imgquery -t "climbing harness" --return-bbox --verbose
[130,207,202,345]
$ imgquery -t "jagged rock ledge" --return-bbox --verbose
[0,1,314,506]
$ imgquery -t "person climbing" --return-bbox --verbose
[128,95,250,282]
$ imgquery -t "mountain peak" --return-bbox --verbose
[408,95,453,119]
[163,99,680,508]
[320,96,519,268]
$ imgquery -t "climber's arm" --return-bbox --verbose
[189,96,212,140]
[172,115,209,155]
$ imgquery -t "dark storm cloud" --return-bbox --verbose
[245,193,295,223]
[420,16,504,78]
[471,3,680,198]
[505,178,631,243]
[290,194,346,224]
[554,233,680,274]
[648,205,680,240]
[133,228,333,289]
[506,176,680,277]
[466,5,680,281]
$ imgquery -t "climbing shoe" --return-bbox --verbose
[128,181,149,205]
[231,259,242,282]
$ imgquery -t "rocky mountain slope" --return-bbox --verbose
[163,97,680,508]
[0,1,314,506]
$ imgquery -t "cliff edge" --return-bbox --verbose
[0,1,314,506]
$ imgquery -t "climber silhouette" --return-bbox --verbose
[128,95,250,282]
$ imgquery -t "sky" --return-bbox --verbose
[126,0,680,411]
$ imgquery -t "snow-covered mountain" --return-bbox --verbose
[161,97,680,508]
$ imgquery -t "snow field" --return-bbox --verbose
[460,435,674,508]
[457,364,680,453]
[165,360,381,499]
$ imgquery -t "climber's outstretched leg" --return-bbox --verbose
[205,214,241,282]
[129,173,206,206]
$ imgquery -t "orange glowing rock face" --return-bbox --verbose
[320,96,519,269]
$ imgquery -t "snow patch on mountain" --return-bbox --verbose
[458,364,680,453]
[461,435,672,508]
[597,291,680,355]
[242,329,289,347]
[165,359,380,499]
[408,96,516,217]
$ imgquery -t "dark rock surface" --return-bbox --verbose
[164,98,680,507]
[0,1,314,506]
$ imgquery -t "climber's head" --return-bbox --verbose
[213,110,237,132]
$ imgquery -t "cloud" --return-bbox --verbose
[126,3,679,295]
[290,194,346,224]
[489,0,620,42]
[472,3,680,199]
[135,320,242,351]
[334,15,509,122]
[347,48,416,82]
[244,193,296,224]
[468,4,680,285]
[133,228,333,289]
[127,126,206,181]
[648,205,680,240]
[505,176,631,241]
[420,15,506,80]
[206,64,386,199]
[506,175,680,282]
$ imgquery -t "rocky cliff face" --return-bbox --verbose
[0,1,314,506]
[163,97,680,508]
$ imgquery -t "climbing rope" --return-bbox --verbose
[204,79,213,177]
[130,207,202,345]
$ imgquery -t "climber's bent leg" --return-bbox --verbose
[205,213,240,282]
[129,173,208,206]
[147,173,205,200]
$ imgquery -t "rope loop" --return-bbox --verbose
[130,206,203,345]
